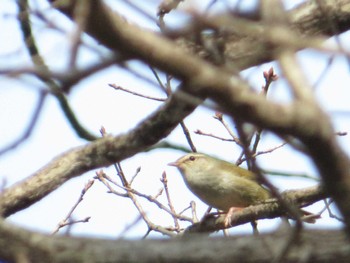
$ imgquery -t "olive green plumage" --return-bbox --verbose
[168,153,270,211]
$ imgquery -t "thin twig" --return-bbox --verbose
[238,142,288,164]
[109,83,166,102]
[194,129,234,142]
[94,170,128,197]
[97,166,190,236]
[160,75,197,153]
[160,172,180,230]
[324,199,344,222]
[213,112,242,146]
[180,121,197,152]
[149,66,167,93]
[115,163,176,237]
[102,173,192,222]
[51,180,94,235]
[251,68,278,155]
[17,0,97,140]
[129,166,142,185]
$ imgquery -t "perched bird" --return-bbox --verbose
[168,152,316,225]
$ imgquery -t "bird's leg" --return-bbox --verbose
[224,207,243,227]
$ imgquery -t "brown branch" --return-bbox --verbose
[52,179,94,235]
[17,0,97,140]
[194,129,234,142]
[0,186,337,263]
[109,83,166,102]
[97,171,192,223]
[185,185,325,234]
[0,93,198,217]
[160,172,180,231]
[49,0,350,78]
[213,112,242,146]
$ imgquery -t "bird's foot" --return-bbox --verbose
[224,207,243,227]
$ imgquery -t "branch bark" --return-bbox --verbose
[0,216,348,263]
[0,95,197,217]
[186,186,325,234]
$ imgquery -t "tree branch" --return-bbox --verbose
[186,185,325,234]
[0,216,347,263]
[0,93,198,217]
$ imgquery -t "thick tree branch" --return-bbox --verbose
[51,0,350,71]
[0,94,197,217]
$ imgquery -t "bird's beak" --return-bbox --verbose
[168,161,179,167]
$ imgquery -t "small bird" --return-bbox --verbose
[168,152,316,225]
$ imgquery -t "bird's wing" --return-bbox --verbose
[220,160,259,181]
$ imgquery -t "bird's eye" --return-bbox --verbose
[189,156,196,161]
